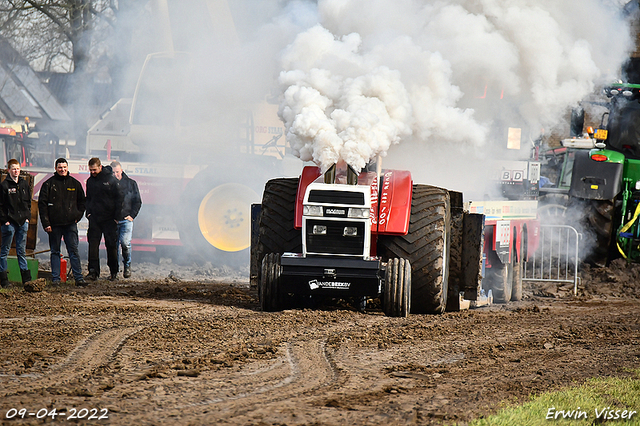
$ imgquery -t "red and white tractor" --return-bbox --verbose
[251,161,485,317]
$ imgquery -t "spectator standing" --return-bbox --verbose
[85,158,120,281]
[0,159,32,287]
[38,158,87,286]
[110,161,142,278]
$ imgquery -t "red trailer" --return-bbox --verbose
[468,200,540,303]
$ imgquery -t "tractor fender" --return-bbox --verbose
[569,149,623,200]
[294,166,322,229]
[376,169,413,235]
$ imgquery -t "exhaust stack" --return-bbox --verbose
[323,162,359,185]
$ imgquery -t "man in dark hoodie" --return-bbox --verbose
[0,159,32,288]
[39,158,86,286]
[85,157,120,281]
[110,161,142,279]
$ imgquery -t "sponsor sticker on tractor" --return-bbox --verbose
[308,280,351,290]
[496,220,511,248]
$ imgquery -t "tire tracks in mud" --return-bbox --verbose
[170,337,344,421]
[1,325,145,395]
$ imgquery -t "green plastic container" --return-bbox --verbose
[7,256,38,283]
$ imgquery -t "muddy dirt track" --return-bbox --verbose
[0,261,639,425]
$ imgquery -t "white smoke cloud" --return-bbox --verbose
[276,0,633,175]
[278,26,415,171]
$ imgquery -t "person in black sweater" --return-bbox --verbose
[38,158,86,286]
[0,159,32,287]
[85,157,120,281]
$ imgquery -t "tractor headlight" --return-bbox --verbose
[343,226,358,237]
[348,207,369,219]
[303,205,323,216]
[312,225,327,235]
[636,180,640,191]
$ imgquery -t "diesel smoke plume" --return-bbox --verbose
[276,0,632,174]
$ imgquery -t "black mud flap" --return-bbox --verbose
[462,212,485,301]
[249,203,261,289]
[446,190,464,311]
[569,150,623,200]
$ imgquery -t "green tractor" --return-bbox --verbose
[566,82,640,265]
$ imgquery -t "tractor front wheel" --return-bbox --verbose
[260,253,282,312]
[383,258,411,317]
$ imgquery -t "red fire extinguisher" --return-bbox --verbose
[60,255,67,283]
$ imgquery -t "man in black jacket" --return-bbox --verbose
[0,159,32,287]
[111,161,142,278]
[85,157,120,281]
[39,158,87,286]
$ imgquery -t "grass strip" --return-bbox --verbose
[470,370,640,425]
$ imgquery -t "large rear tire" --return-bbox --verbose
[378,185,451,314]
[178,164,268,267]
[537,203,568,226]
[254,178,302,287]
[383,258,411,317]
[581,199,615,267]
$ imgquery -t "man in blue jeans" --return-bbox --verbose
[111,161,141,279]
[0,159,32,288]
[38,158,86,286]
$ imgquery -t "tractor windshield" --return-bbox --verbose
[131,53,189,127]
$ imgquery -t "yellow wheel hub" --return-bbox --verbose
[197,183,260,252]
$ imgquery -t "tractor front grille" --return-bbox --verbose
[305,219,365,256]
[308,190,365,205]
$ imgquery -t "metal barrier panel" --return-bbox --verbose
[523,225,581,295]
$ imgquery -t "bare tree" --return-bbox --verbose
[0,1,112,73]
[0,0,149,148]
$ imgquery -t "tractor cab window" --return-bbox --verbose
[558,151,576,190]
[5,139,25,165]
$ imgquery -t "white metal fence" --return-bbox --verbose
[523,225,581,295]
